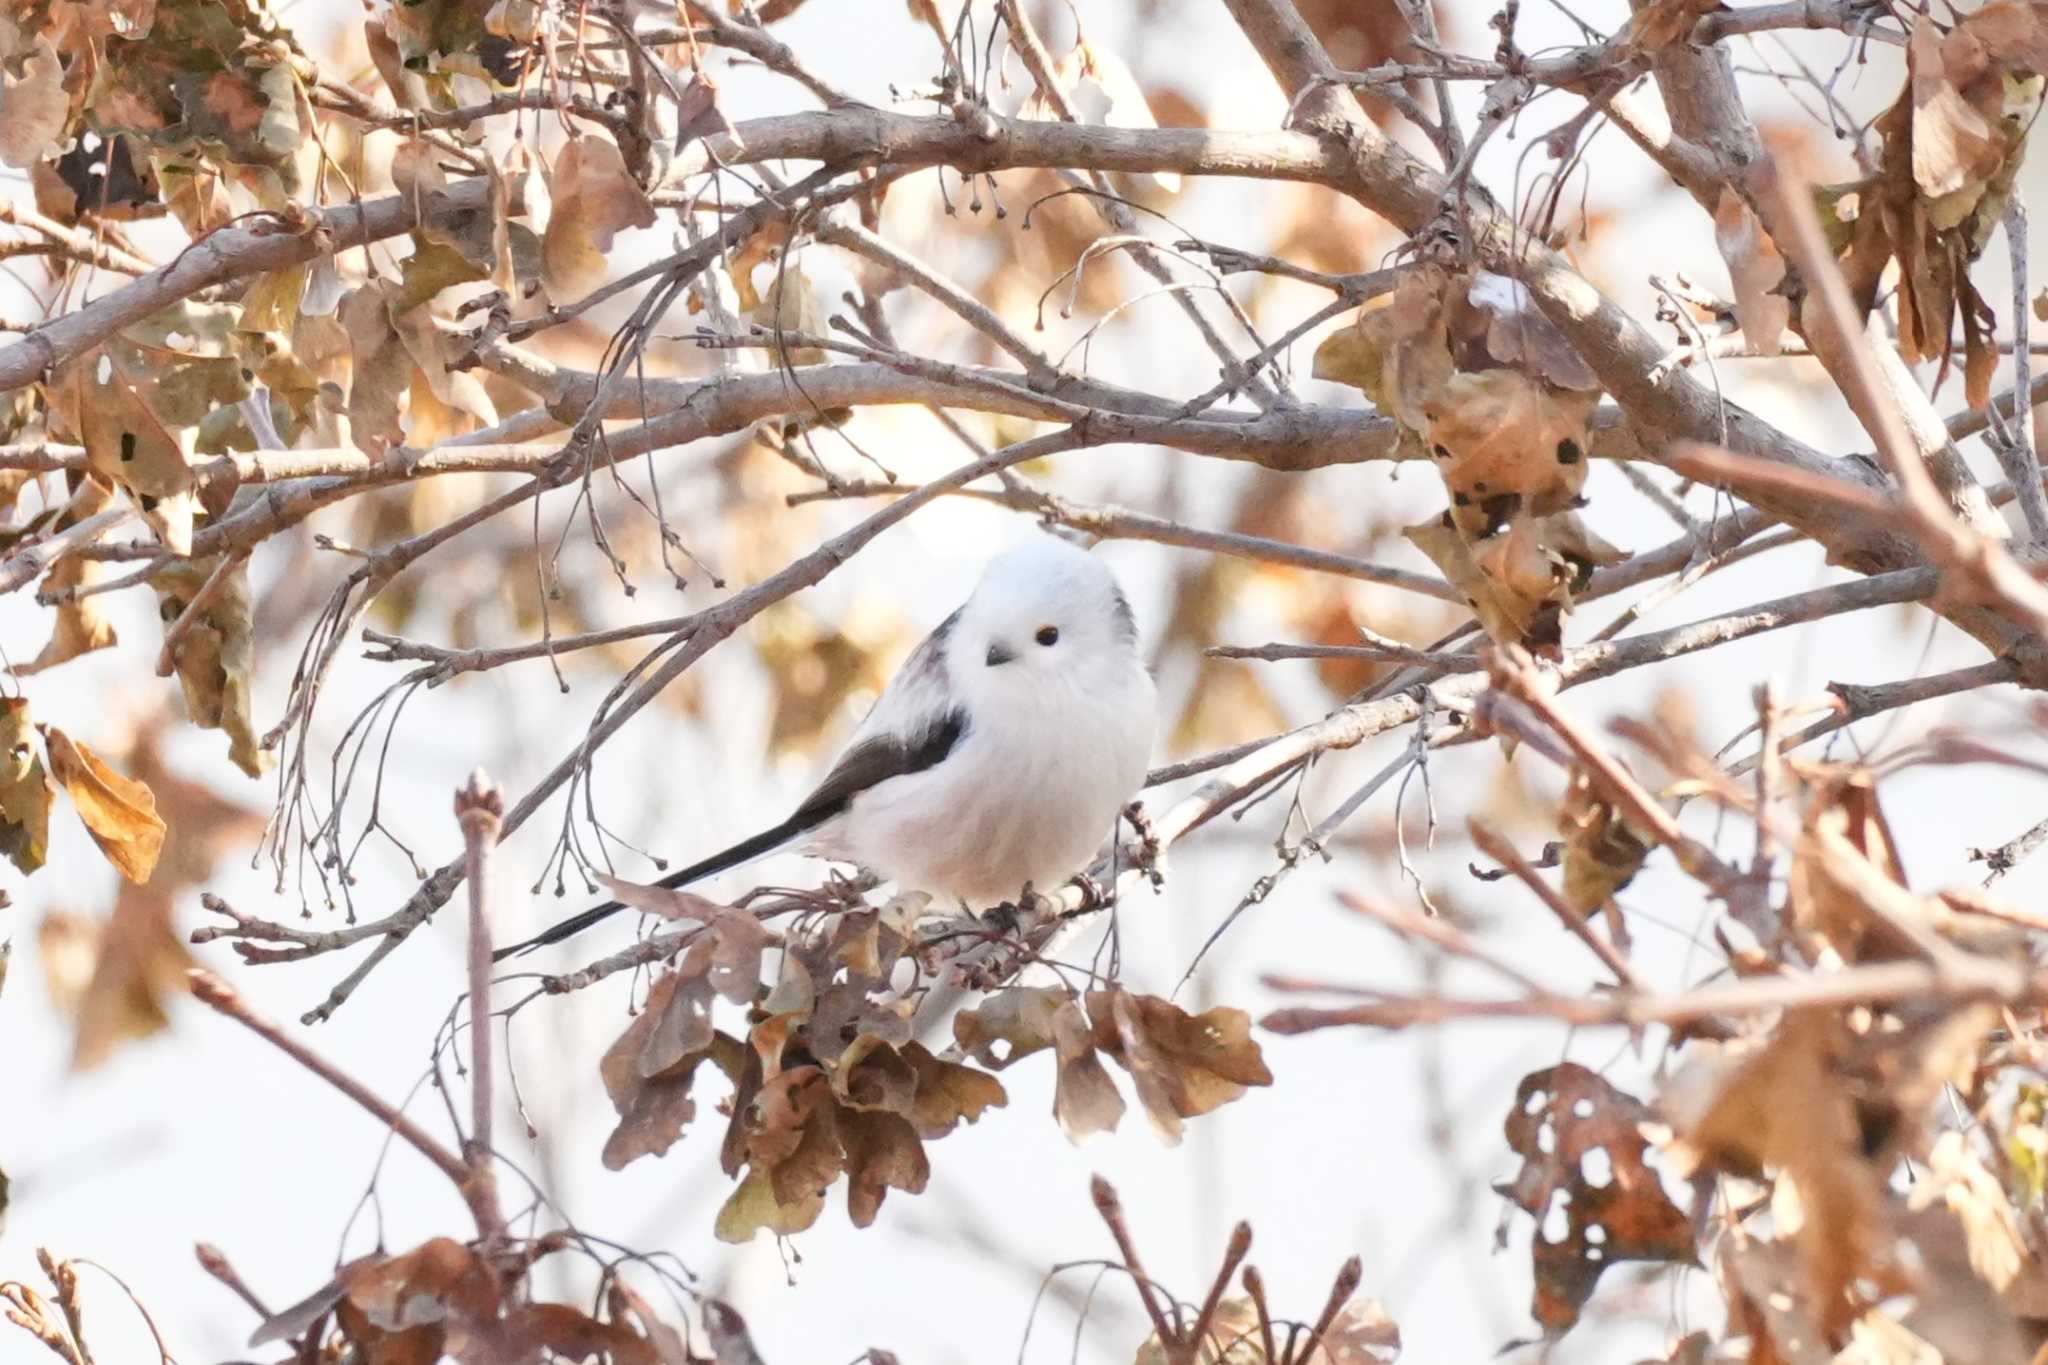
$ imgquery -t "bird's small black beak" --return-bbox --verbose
[985,641,1016,667]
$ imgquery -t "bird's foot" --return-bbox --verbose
[1124,800,1165,888]
[980,897,1022,935]
[1067,871,1115,917]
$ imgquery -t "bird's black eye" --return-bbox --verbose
[1035,625,1059,647]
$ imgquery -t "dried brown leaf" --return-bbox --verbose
[43,727,163,884]
[902,1041,1007,1139]
[1453,272,1600,391]
[598,972,734,1170]
[1673,1010,1895,1336]
[1423,370,1595,535]
[154,554,268,777]
[952,985,1065,1068]
[1502,1063,1694,1336]
[542,134,654,298]
[16,557,119,676]
[1312,272,1451,434]
[1559,768,1649,914]
[837,1107,928,1228]
[1089,990,1272,1144]
[0,697,53,874]
[0,35,67,169]
[1786,768,1910,963]
[1052,997,1126,1143]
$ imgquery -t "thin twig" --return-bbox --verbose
[454,771,507,1250]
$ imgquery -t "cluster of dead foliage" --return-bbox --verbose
[592,879,1272,1241]
[1274,652,2048,1360]
[1314,265,1621,650]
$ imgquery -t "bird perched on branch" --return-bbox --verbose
[496,535,1158,958]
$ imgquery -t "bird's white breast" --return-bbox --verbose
[830,659,1156,906]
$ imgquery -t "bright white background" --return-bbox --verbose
[6,2,2048,1362]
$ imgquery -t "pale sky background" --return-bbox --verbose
[7,3,2048,1363]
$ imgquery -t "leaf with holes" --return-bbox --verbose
[952,985,1065,1069]
[1500,1062,1694,1336]
[1423,370,1595,540]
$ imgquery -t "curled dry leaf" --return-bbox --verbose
[1786,767,1912,964]
[716,1030,1002,1240]
[901,1040,1007,1138]
[338,283,419,456]
[597,876,777,1003]
[1423,370,1595,538]
[1906,1131,2027,1294]
[542,134,655,298]
[597,966,740,1170]
[335,1236,498,1362]
[837,1107,929,1229]
[42,727,163,884]
[951,984,1065,1068]
[953,987,1126,1142]
[1089,989,1273,1145]
[502,1302,664,1365]
[1500,1063,1694,1336]
[153,554,269,777]
[0,697,53,874]
[48,345,199,553]
[1403,517,1547,646]
[1559,767,1649,915]
[1713,189,1790,357]
[1311,270,1452,437]
[1830,2,2048,406]
[1668,1009,1898,1337]
[718,1066,842,1241]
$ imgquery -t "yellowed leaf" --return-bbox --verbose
[1423,370,1595,537]
[154,555,269,777]
[1559,767,1649,914]
[0,696,52,874]
[44,727,164,884]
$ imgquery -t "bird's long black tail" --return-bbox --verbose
[491,813,814,961]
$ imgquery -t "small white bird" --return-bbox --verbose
[498,535,1157,958]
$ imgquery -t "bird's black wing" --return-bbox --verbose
[493,611,971,960]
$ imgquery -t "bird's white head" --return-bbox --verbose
[949,536,1141,691]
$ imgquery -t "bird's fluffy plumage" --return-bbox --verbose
[807,534,1155,903]
[498,535,1156,957]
